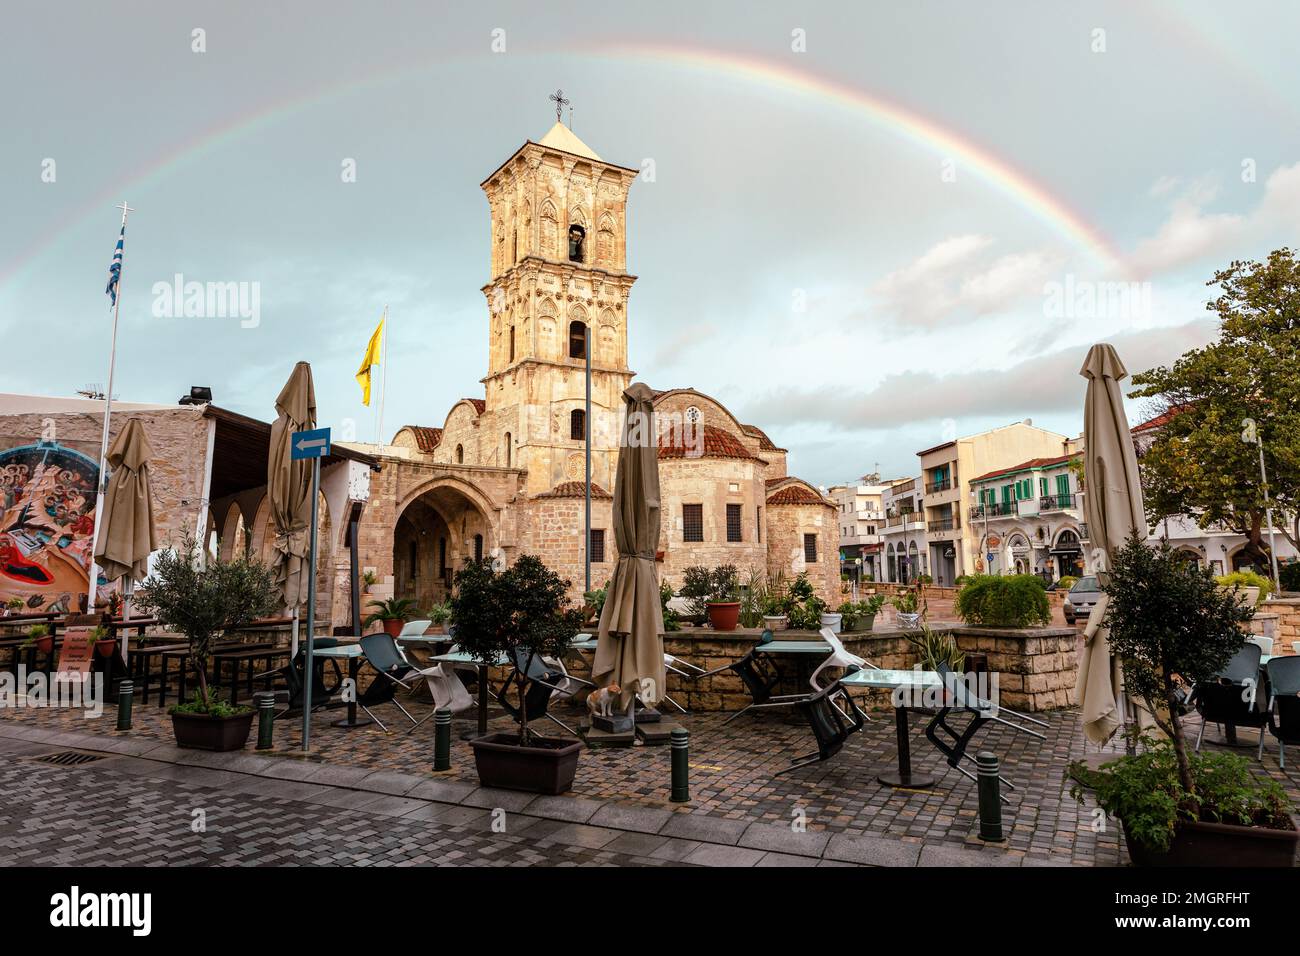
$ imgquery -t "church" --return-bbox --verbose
[365,120,839,614]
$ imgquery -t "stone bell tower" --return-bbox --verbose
[479,118,640,496]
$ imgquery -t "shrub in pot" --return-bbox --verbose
[659,580,681,632]
[582,583,608,626]
[955,574,1051,628]
[703,564,741,631]
[679,566,714,627]
[1216,569,1271,606]
[88,624,117,659]
[452,555,585,794]
[426,600,453,634]
[737,567,767,628]
[364,597,420,637]
[134,534,277,751]
[892,589,921,629]
[784,573,826,631]
[907,624,965,672]
[1072,536,1294,865]
[23,623,53,655]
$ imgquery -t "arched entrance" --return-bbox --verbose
[1052,529,1084,579]
[393,481,494,609]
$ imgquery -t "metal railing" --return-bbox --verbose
[928,517,958,532]
[925,478,953,494]
[1039,493,1076,511]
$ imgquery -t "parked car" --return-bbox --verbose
[1063,575,1100,625]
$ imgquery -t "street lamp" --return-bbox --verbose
[1241,418,1281,592]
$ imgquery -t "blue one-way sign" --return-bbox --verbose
[291,427,331,460]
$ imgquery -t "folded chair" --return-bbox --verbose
[261,637,344,717]
[923,662,1048,801]
[1192,642,1268,752]
[356,633,423,731]
[773,679,868,776]
[496,648,595,737]
[1264,656,1300,768]
[809,627,874,691]
[694,631,807,725]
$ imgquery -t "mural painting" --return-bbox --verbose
[0,442,99,614]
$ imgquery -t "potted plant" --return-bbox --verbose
[453,555,585,794]
[1072,537,1296,866]
[23,624,53,655]
[88,624,117,659]
[583,582,608,626]
[134,534,278,752]
[426,600,453,634]
[837,601,860,632]
[1216,569,1271,607]
[784,573,826,631]
[955,574,1051,628]
[659,580,682,632]
[907,624,965,671]
[3,596,24,617]
[892,589,921,629]
[361,569,378,594]
[679,566,714,627]
[737,568,767,629]
[704,564,741,631]
[858,593,887,631]
[364,596,419,637]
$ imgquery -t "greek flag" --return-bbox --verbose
[105,225,124,306]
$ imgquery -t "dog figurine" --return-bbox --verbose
[586,683,622,718]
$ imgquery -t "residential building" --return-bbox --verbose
[880,477,927,584]
[969,452,1087,580]
[829,473,894,583]
[917,421,1074,586]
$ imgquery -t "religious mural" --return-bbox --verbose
[0,441,99,614]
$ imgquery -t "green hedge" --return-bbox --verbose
[955,574,1051,628]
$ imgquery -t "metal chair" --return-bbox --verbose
[695,631,806,725]
[772,679,868,776]
[923,662,1048,801]
[1264,656,1300,768]
[1193,642,1268,753]
[356,633,422,730]
[809,627,874,691]
[496,648,595,737]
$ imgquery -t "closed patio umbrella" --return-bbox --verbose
[1076,343,1148,745]
[92,417,158,669]
[268,361,317,655]
[593,383,666,715]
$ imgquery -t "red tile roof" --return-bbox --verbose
[462,398,486,415]
[401,426,443,453]
[1131,404,1190,434]
[536,481,612,500]
[741,424,782,452]
[971,453,1079,484]
[658,424,761,461]
[766,483,833,507]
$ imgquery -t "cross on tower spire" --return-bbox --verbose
[549,89,570,123]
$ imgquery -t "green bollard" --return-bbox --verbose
[433,708,452,771]
[670,727,690,803]
[255,692,276,751]
[115,680,134,731]
[977,751,1005,842]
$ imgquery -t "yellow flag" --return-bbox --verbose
[356,316,384,406]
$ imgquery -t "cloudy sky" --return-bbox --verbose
[4,1,1299,486]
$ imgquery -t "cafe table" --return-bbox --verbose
[840,667,944,789]
[427,648,509,737]
[311,643,372,729]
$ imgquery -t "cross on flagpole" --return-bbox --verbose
[88,201,134,613]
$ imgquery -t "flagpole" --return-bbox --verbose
[88,201,133,614]
[377,304,389,448]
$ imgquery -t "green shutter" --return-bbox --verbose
[1056,474,1070,496]
[1039,477,1048,497]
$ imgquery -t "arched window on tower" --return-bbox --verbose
[571,409,586,441]
[504,432,512,467]
[568,224,585,263]
[455,444,464,464]
[568,320,587,359]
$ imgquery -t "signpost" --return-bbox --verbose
[291,426,330,751]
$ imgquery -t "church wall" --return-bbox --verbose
[657,456,767,590]
[522,495,615,602]
[432,404,482,467]
[765,501,840,605]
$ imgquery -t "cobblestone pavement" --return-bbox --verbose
[4,675,1297,867]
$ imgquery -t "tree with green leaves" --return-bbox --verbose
[1130,249,1300,567]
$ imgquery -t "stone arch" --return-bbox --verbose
[218,502,247,561]
[250,494,274,561]
[596,212,617,266]
[540,200,559,258]
[393,477,497,606]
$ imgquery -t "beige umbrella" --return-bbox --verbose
[1076,343,1148,745]
[93,418,158,668]
[268,363,317,644]
[593,383,667,715]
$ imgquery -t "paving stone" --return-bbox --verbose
[755,851,820,867]
[604,831,671,856]
[462,787,537,812]
[738,821,830,857]
[824,833,922,867]
[659,813,749,845]
[355,795,431,817]
[917,844,1019,867]
[588,803,674,834]
[358,770,425,795]
[523,794,603,823]
[681,843,766,867]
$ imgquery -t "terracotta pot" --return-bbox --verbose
[469,733,583,794]
[382,619,404,638]
[171,710,255,752]
[35,636,54,655]
[1123,818,1298,868]
[706,601,741,631]
[94,639,117,659]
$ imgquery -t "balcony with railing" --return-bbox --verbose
[925,478,953,494]
[1039,493,1077,512]
[885,509,920,529]
[928,516,959,532]
[972,500,1019,519]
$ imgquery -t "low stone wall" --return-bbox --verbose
[1261,597,1300,653]
[562,622,1079,713]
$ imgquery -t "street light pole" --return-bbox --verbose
[1256,438,1281,592]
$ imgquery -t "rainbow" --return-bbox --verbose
[4,42,1128,287]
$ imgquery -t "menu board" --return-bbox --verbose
[56,626,94,679]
